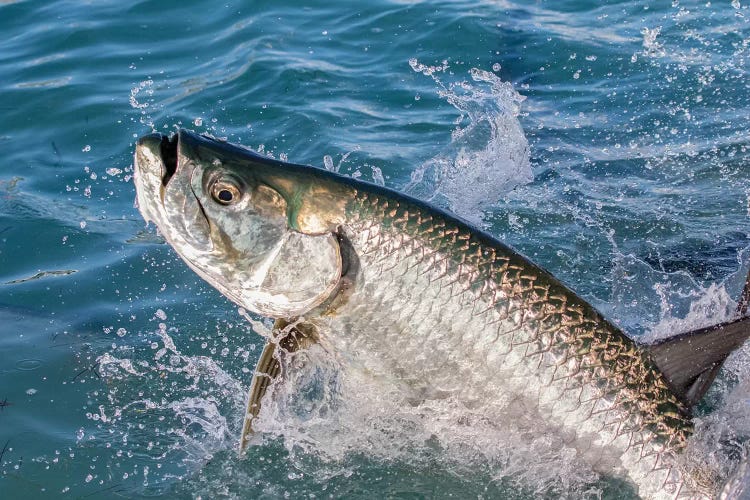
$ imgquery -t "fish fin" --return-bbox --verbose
[238,319,318,455]
[238,339,279,454]
[647,315,750,408]
[648,268,750,408]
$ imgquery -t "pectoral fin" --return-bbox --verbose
[239,339,280,453]
[238,319,318,454]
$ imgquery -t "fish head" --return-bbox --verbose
[133,129,350,318]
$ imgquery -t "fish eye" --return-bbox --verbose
[211,179,242,205]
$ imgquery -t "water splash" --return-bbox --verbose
[247,342,604,497]
[640,26,666,59]
[405,60,532,226]
[92,320,249,494]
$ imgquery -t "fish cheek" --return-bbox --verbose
[209,207,286,261]
[258,231,342,316]
[183,201,212,250]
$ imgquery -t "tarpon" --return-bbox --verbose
[133,129,750,499]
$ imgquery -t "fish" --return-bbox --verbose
[133,129,750,499]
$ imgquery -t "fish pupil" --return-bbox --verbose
[218,189,233,202]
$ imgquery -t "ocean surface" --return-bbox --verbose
[2,0,750,498]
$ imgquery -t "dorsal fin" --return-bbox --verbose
[648,269,750,408]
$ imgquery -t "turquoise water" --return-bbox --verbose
[2,0,750,497]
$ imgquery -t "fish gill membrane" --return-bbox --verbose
[405,60,533,226]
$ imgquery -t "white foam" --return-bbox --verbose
[249,343,601,496]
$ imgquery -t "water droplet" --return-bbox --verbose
[371,166,385,186]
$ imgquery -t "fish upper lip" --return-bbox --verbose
[137,132,179,186]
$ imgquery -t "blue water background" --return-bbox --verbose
[1,0,750,498]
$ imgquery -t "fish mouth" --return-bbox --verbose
[136,132,179,187]
[159,133,178,186]
[133,131,183,226]
[134,130,214,253]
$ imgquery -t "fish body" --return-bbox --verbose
[133,129,749,499]
[303,180,696,499]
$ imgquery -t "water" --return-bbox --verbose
[1,0,750,497]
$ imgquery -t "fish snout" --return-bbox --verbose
[133,132,179,224]
[136,132,178,187]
